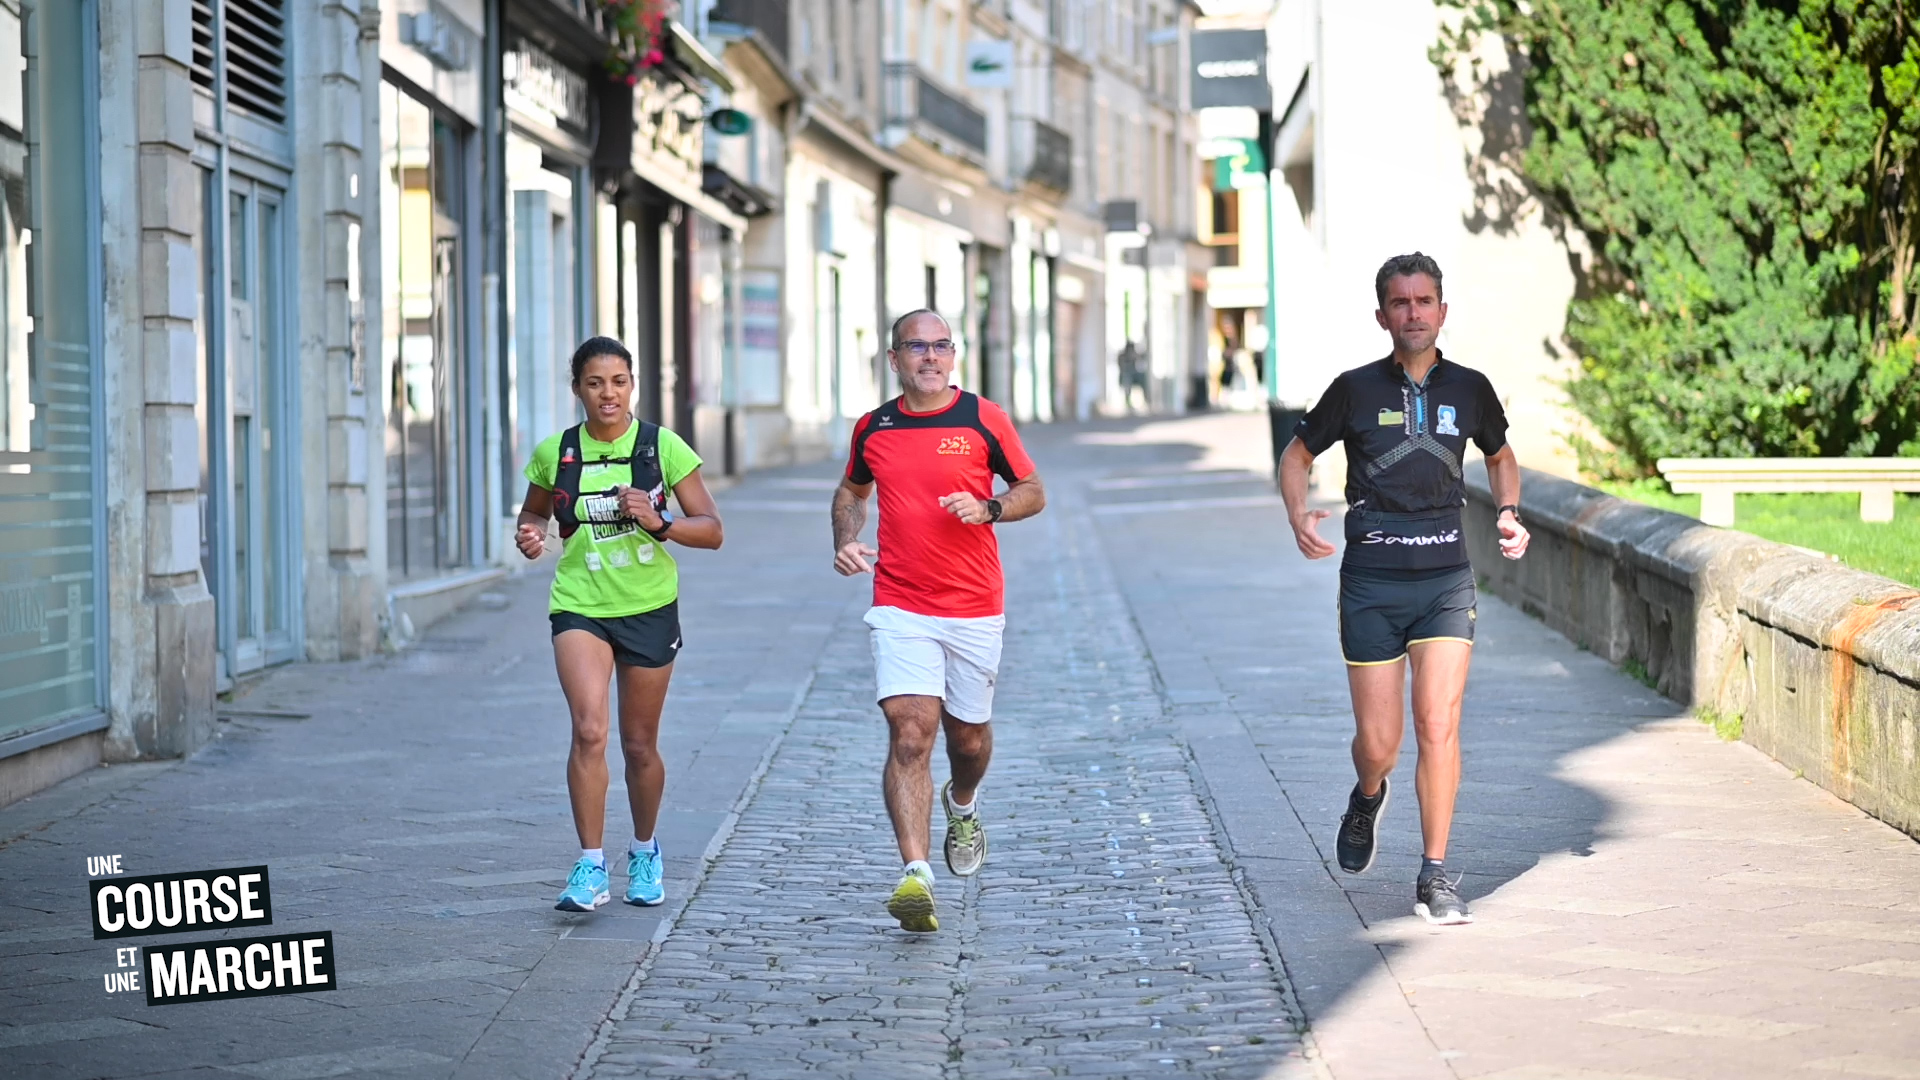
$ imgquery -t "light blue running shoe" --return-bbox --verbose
[626,843,664,906]
[554,858,609,912]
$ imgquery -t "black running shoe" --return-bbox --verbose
[1415,873,1473,925]
[1335,777,1389,874]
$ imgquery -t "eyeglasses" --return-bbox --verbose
[896,338,957,359]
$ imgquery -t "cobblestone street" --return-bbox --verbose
[585,459,1300,1079]
[3,413,1919,1079]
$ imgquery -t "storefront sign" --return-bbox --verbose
[505,44,589,135]
[1191,29,1270,110]
[965,40,1014,89]
[634,74,705,186]
[1207,137,1267,192]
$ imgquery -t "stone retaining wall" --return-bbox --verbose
[1463,463,1920,841]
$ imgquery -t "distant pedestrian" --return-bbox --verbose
[1277,253,1530,925]
[1118,339,1146,413]
[831,309,1046,932]
[515,336,724,912]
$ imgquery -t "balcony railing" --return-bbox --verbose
[884,63,987,160]
[709,0,788,65]
[1014,117,1072,193]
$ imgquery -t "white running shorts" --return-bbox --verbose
[865,605,1006,724]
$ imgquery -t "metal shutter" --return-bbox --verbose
[191,0,287,125]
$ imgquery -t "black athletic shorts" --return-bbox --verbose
[550,602,682,668]
[1337,565,1476,666]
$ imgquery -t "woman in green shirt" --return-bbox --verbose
[514,337,722,912]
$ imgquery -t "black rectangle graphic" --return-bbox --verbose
[144,931,334,1005]
[90,865,272,939]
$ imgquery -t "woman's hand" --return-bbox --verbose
[515,522,545,560]
[615,485,664,531]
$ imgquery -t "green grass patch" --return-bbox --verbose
[1695,705,1745,742]
[1621,657,1657,689]
[1595,482,1920,587]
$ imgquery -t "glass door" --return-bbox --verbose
[382,82,468,580]
[203,174,297,677]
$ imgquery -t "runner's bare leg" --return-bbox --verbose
[882,694,943,863]
[1407,639,1471,861]
[941,711,991,807]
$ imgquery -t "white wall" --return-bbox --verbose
[1270,0,1580,476]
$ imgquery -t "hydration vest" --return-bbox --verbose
[551,421,665,540]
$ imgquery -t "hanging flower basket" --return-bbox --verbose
[594,0,672,86]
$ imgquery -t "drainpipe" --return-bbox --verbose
[358,2,392,639]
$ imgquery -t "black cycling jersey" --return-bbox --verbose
[1294,351,1508,572]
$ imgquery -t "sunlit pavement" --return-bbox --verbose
[2,412,1916,1079]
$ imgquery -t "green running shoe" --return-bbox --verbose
[941,780,987,877]
[886,866,939,932]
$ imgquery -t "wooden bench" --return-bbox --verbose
[1655,458,1920,526]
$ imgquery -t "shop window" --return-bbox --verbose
[0,0,102,739]
[381,81,469,579]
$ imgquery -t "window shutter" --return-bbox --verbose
[190,0,216,92]
[221,0,287,124]
[192,1,288,124]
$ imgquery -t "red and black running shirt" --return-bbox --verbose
[846,389,1035,618]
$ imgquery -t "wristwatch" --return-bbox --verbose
[984,498,1004,523]
[645,508,674,541]
[1497,503,1522,522]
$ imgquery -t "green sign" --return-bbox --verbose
[708,108,752,136]
[1210,138,1266,193]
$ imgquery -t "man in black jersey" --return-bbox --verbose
[1278,252,1530,925]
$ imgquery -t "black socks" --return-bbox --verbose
[1419,857,1445,883]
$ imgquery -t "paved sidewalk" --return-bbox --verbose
[1072,413,1920,1080]
[0,476,857,1079]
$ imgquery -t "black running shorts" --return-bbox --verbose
[550,603,682,668]
[1337,565,1476,666]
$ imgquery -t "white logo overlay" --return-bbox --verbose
[1437,404,1459,437]
[1361,528,1462,546]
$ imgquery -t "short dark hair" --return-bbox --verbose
[569,336,633,385]
[889,308,951,349]
[1374,252,1444,308]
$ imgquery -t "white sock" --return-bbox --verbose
[581,848,605,868]
[949,793,977,818]
[904,859,933,880]
[629,836,658,855]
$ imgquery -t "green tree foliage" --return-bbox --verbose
[1435,1,1920,477]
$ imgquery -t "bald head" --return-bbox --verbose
[890,308,952,349]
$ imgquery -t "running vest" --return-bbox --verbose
[1342,506,1467,572]
[551,421,665,540]
[1345,371,1467,570]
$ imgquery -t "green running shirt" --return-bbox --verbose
[523,420,703,617]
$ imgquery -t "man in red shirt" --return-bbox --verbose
[831,308,1046,933]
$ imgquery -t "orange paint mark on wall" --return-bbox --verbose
[1828,592,1919,796]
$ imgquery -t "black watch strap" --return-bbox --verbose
[1497,503,1521,521]
[985,498,1004,523]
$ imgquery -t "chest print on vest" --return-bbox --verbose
[1437,404,1459,437]
[936,434,973,456]
[1364,384,1463,480]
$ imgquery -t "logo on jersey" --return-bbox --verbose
[936,435,973,456]
[1437,405,1459,436]
[1377,408,1404,426]
[1360,527,1462,547]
